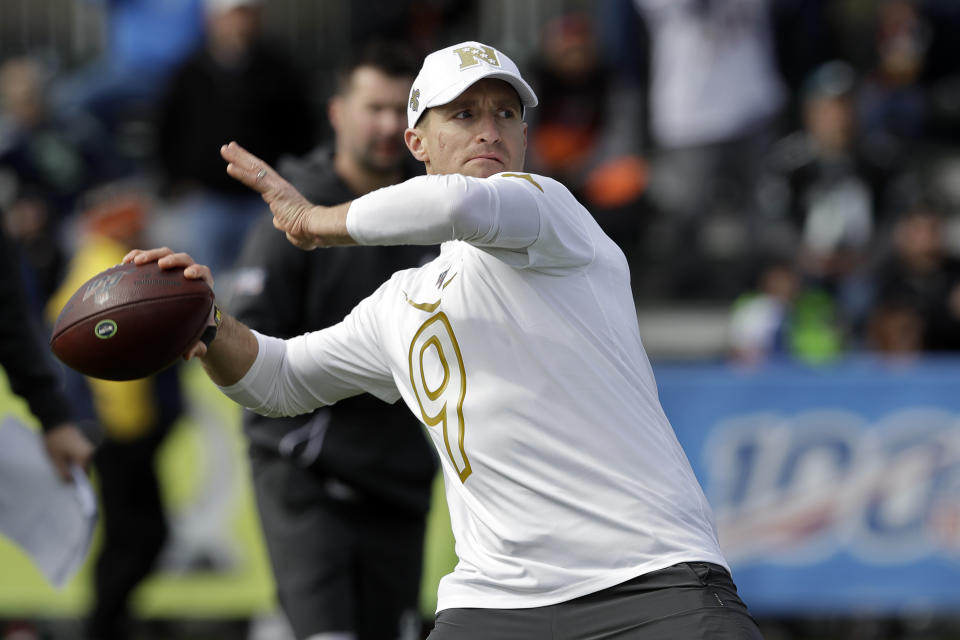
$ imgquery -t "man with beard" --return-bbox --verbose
[229,42,437,640]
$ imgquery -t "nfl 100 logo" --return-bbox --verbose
[704,408,960,565]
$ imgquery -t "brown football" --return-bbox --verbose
[50,261,214,381]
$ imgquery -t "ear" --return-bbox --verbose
[515,121,528,168]
[328,96,343,131]
[405,127,429,163]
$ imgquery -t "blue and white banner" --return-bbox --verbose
[655,358,960,614]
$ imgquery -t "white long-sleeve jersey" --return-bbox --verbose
[220,171,727,611]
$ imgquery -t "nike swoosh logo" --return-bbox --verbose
[405,296,441,313]
[406,272,457,312]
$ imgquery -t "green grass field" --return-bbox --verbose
[0,362,457,623]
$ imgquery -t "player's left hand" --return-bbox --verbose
[43,423,94,482]
[220,141,322,250]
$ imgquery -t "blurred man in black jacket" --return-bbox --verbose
[155,0,315,274]
[0,222,92,478]
[869,197,960,352]
[230,42,437,640]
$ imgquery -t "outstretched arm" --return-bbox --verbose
[221,140,567,262]
[222,140,545,252]
[220,142,354,249]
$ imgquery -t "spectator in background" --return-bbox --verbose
[868,198,960,352]
[918,0,960,143]
[728,256,844,365]
[857,0,931,153]
[45,185,184,640]
[50,0,205,173]
[154,0,314,276]
[769,0,832,100]
[866,298,924,354]
[729,258,799,364]
[0,220,94,640]
[0,220,93,481]
[761,60,888,335]
[348,0,477,59]
[0,56,106,307]
[52,0,205,130]
[230,42,437,640]
[525,12,647,253]
[631,0,786,296]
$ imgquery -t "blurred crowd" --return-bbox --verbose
[2,2,960,639]
[4,0,960,365]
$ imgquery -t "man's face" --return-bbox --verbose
[207,6,262,56]
[331,66,411,173]
[405,78,527,178]
[804,94,854,154]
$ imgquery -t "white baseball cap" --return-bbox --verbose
[407,41,538,129]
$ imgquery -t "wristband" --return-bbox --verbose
[199,304,223,347]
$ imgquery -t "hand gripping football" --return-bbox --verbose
[50,261,214,381]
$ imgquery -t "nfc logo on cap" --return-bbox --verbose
[453,45,500,70]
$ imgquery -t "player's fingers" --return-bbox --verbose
[131,247,175,265]
[225,161,263,191]
[287,233,312,249]
[156,251,197,270]
[285,231,314,250]
[220,140,263,170]
[183,341,207,361]
[124,247,165,264]
[222,142,272,190]
[184,263,215,288]
[274,215,300,238]
[225,162,276,194]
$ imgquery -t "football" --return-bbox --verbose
[50,261,214,381]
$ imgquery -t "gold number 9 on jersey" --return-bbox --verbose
[408,312,472,482]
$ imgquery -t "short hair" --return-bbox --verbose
[334,41,419,96]
[802,60,857,102]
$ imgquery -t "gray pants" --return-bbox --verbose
[428,562,763,640]
[250,451,425,640]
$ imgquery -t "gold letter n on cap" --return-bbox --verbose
[453,45,500,69]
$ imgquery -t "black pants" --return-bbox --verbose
[250,451,426,640]
[429,562,763,640]
[86,430,169,640]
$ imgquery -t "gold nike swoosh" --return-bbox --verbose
[405,296,441,313]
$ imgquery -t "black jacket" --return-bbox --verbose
[232,146,438,515]
[0,225,72,431]
[157,42,315,196]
